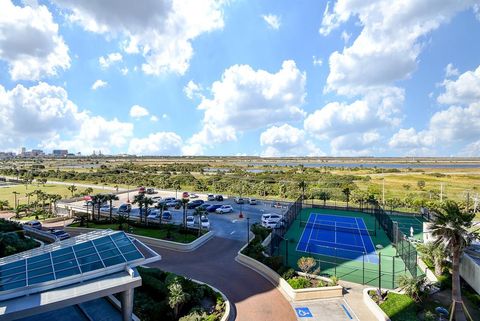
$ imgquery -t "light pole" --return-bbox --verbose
[247,217,250,244]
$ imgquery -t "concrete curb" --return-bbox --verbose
[64,226,214,252]
[235,242,343,302]
[362,288,391,321]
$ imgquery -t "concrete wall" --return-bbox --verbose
[460,253,480,295]
[65,226,214,252]
[235,244,343,301]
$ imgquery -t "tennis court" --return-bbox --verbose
[297,213,378,264]
[273,206,424,289]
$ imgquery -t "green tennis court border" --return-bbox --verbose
[276,207,425,289]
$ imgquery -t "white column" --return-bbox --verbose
[120,288,134,321]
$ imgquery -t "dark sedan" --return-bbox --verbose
[206,204,223,212]
[187,199,204,209]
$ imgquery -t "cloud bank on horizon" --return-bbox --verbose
[0,0,479,157]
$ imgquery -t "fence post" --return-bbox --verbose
[392,256,395,289]
[362,253,365,285]
[378,252,382,292]
[334,247,337,276]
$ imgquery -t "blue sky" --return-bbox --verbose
[0,0,479,157]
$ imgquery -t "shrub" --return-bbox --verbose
[288,277,311,289]
[379,292,417,321]
[281,268,296,280]
[330,275,339,285]
[264,255,283,272]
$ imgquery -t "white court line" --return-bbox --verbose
[355,217,369,263]
[296,212,315,252]
[230,231,236,235]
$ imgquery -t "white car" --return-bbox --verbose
[150,196,162,202]
[163,197,176,203]
[186,216,195,227]
[207,194,215,201]
[216,205,233,214]
[262,220,279,229]
[147,210,160,220]
[100,205,112,212]
[248,198,257,205]
[261,213,282,227]
[189,193,199,199]
[200,216,210,229]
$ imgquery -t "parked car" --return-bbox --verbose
[216,205,233,214]
[24,220,42,230]
[182,191,190,198]
[50,229,70,241]
[197,203,211,211]
[146,188,155,194]
[100,205,112,212]
[207,194,215,201]
[187,199,204,209]
[261,213,282,228]
[186,216,195,227]
[206,204,223,212]
[189,193,199,199]
[200,216,210,229]
[147,210,160,220]
[117,203,132,214]
[234,197,244,204]
[262,220,280,229]
[248,198,257,205]
[163,197,176,203]
[215,195,224,201]
[166,200,181,207]
[161,211,172,221]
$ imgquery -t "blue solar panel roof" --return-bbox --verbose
[0,231,144,295]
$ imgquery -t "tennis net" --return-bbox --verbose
[300,221,376,236]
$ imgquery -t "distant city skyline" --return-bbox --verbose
[0,1,479,157]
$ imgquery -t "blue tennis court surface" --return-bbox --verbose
[297,213,378,264]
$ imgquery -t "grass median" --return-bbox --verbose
[69,221,202,243]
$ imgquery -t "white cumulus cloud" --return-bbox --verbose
[262,14,281,30]
[437,65,480,105]
[51,0,227,76]
[91,79,108,90]
[260,124,322,157]
[99,52,123,69]
[184,60,307,155]
[0,0,70,80]
[128,132,183,155]
[0,82,133,154]
[129,105,150,118]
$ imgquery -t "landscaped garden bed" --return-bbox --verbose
[134,267,226,321]
[0,219,40,257]
[241,223,340,293]
[69,221,202,243]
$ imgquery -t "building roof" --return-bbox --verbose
[0,230,149,301]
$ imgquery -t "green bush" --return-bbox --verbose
[263,255,283,272]
[379,292,418,321]
[281,268,296,280]
[0,231,39,257]
[250,223,270,241]
[287,277,311,289]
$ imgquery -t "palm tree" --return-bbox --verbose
[49,194,62,215]
[318,191,330,206]
[83,187,93,196]
[398,274,429,302]
[428,200,477,321]
[142,197,154,226]
[94,194,107,221]
[298,180,307,200]
[0,200,9,210]
[104,194,119,222]
[133,194,145,224]
[168,278,190,319]
[342,187,351,208]
[67,184,77,197]
[181,198,189,229]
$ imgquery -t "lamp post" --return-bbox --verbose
[247,217,250,244]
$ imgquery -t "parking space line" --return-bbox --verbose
[342,299,358,320]
[230,231,236,235]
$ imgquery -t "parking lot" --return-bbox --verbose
[67,190,289,241]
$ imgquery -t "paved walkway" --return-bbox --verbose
[148,237,297,321]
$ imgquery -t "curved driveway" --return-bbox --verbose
[148,237,296,321]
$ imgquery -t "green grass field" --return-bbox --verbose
[0,184,106,207]
[278,208,425,288]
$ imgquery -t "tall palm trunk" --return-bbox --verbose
[109,200,113,223]
[451,246,466,321]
